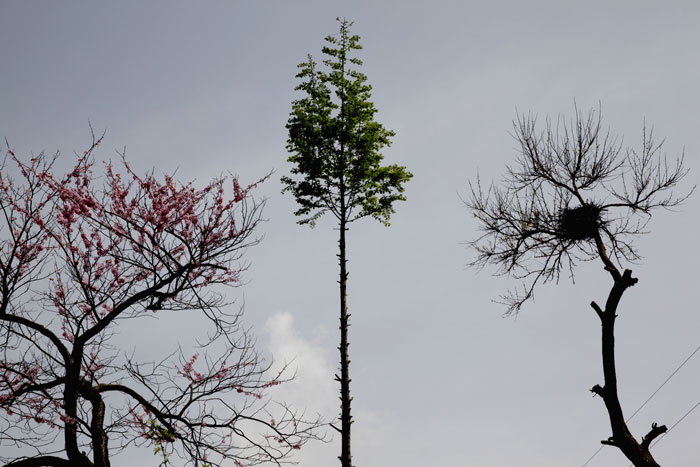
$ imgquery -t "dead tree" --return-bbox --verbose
[467,106,693,467]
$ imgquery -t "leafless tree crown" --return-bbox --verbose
[467,106,693,314]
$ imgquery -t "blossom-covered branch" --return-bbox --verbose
[1,138,322,467]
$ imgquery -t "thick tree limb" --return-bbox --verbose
[590,301,604,320]
[0,314,71,365]
[4,456,75,467]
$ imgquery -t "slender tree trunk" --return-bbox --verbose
[590,269,665,467]
[337,216,352,467]
[337,43,352,465]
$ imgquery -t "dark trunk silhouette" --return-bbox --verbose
[467,107,691,466]
[590,237,666,467]
[337,217,352,467]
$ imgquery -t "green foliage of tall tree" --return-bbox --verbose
[282,18,412,467]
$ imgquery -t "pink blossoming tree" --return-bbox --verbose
[0,135,320,467]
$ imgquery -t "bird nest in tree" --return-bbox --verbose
[557,203,603,241]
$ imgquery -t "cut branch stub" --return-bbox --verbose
[601,437,617,447]
[590,384,606,398]
[641,422,667,450]
[557,203,604,241]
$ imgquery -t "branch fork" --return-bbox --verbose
[641,423,667,450]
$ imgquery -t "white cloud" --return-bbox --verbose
[264,311,339,466]
[265,311,337,416]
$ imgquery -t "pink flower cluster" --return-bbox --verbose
[177,354,205,383]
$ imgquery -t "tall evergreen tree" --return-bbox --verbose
[283,18,412,467]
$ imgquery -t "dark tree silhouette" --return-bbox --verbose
[0,136,321,467]
[283,18,412,467]
[467,106,693,467]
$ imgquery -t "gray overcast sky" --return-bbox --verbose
[2,1,700,466]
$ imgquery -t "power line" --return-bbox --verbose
[580,341,700,466]
[625,343,700,422]
[581,446,604,467]
[625,399,700,467]
[660,400,700,436]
